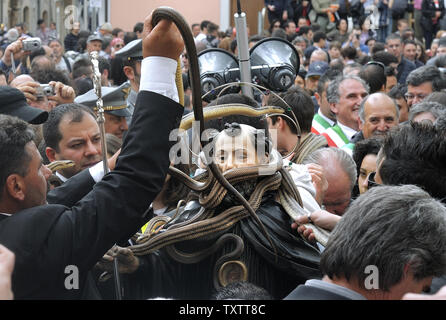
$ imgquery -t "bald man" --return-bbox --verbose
[351,93,400,144]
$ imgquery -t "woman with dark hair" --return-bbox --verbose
[415,39,428,64]
[352,137,383,197]
[268,19,282,36]
[327,18,350,45]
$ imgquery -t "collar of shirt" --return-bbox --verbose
[337,122,358,141]
[55,171,68,183]
[306,279,367,300]
[318,109,335,127]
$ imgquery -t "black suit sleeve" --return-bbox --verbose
[46,169,95,207]
[2,91,184,298]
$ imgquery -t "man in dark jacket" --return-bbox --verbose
[0,15,185,299]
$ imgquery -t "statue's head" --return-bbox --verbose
[212,122,271,172]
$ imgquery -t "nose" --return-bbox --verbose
[377,120,388,132]
[85,140,100,156]
[120,118,128,131]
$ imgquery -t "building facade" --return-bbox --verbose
[0,0,267,41]
[1,0,110,40]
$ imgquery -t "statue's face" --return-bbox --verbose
[213,125,265,172]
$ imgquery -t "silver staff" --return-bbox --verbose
[90,51,110,174]
[90,51,122,299]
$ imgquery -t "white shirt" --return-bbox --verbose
[337,122,358,141]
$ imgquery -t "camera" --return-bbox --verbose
[36,84,55,97]
[23,37,42,52]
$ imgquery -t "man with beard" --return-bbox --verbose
[96,121,323,299]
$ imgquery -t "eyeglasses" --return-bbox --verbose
[115,44,123,49]
[367,172,380,189]
[404,93,428,101]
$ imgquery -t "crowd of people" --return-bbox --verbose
[0,1,446,301]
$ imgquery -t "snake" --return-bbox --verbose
[131,8,330,267]
[151,6,278,257]
[46,160,75,173]
[179,104,284,131]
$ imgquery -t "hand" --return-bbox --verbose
[0,244,15,300]
[268,5,275,11]
[436,11,441,18]
[95,245,139,275]
[14,81,40,104]
[282,10,288,21]
[291,210,341,242]
[107,148,121,171]
[48,81,75,106]
[142,11,184,61]
[403,285,446,300]
[306,163,328,205]
[2,38,30,67]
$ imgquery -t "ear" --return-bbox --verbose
[46,147,57,163]
[329,102,338,115]
[5,174,26,202]
[123,66,135,81]
[358,117,364,131]
[314,92,321,105]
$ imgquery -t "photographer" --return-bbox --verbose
[10,75,75,112]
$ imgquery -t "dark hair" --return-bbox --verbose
[359,63,386,94]
[386,33,402,44]
[321,184,446,291]
[380,122,446,201]
[341,46,357,60]
[37,19,45,26]
[372,51,399,66]
[133,22,144,34]
[406,65,446,91]
[352,137,383,178]
[72,58,93,80]
[388,83,407,100]
[112,28,123,37]
[31,68,73,86]
[212,281,272,300]
[43,104,95,152]
[98,56,111,75]
[0,115,35,192]
[268,19,281,34]
[297,26,311,36]
[124,32,137,45]
[403,39,417,48]
[200,20,211,31]
[371,42,385,55]
[313,31,326,43]
[357,55,371,65]
[316,69,342,95]
[267,86,314,134]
